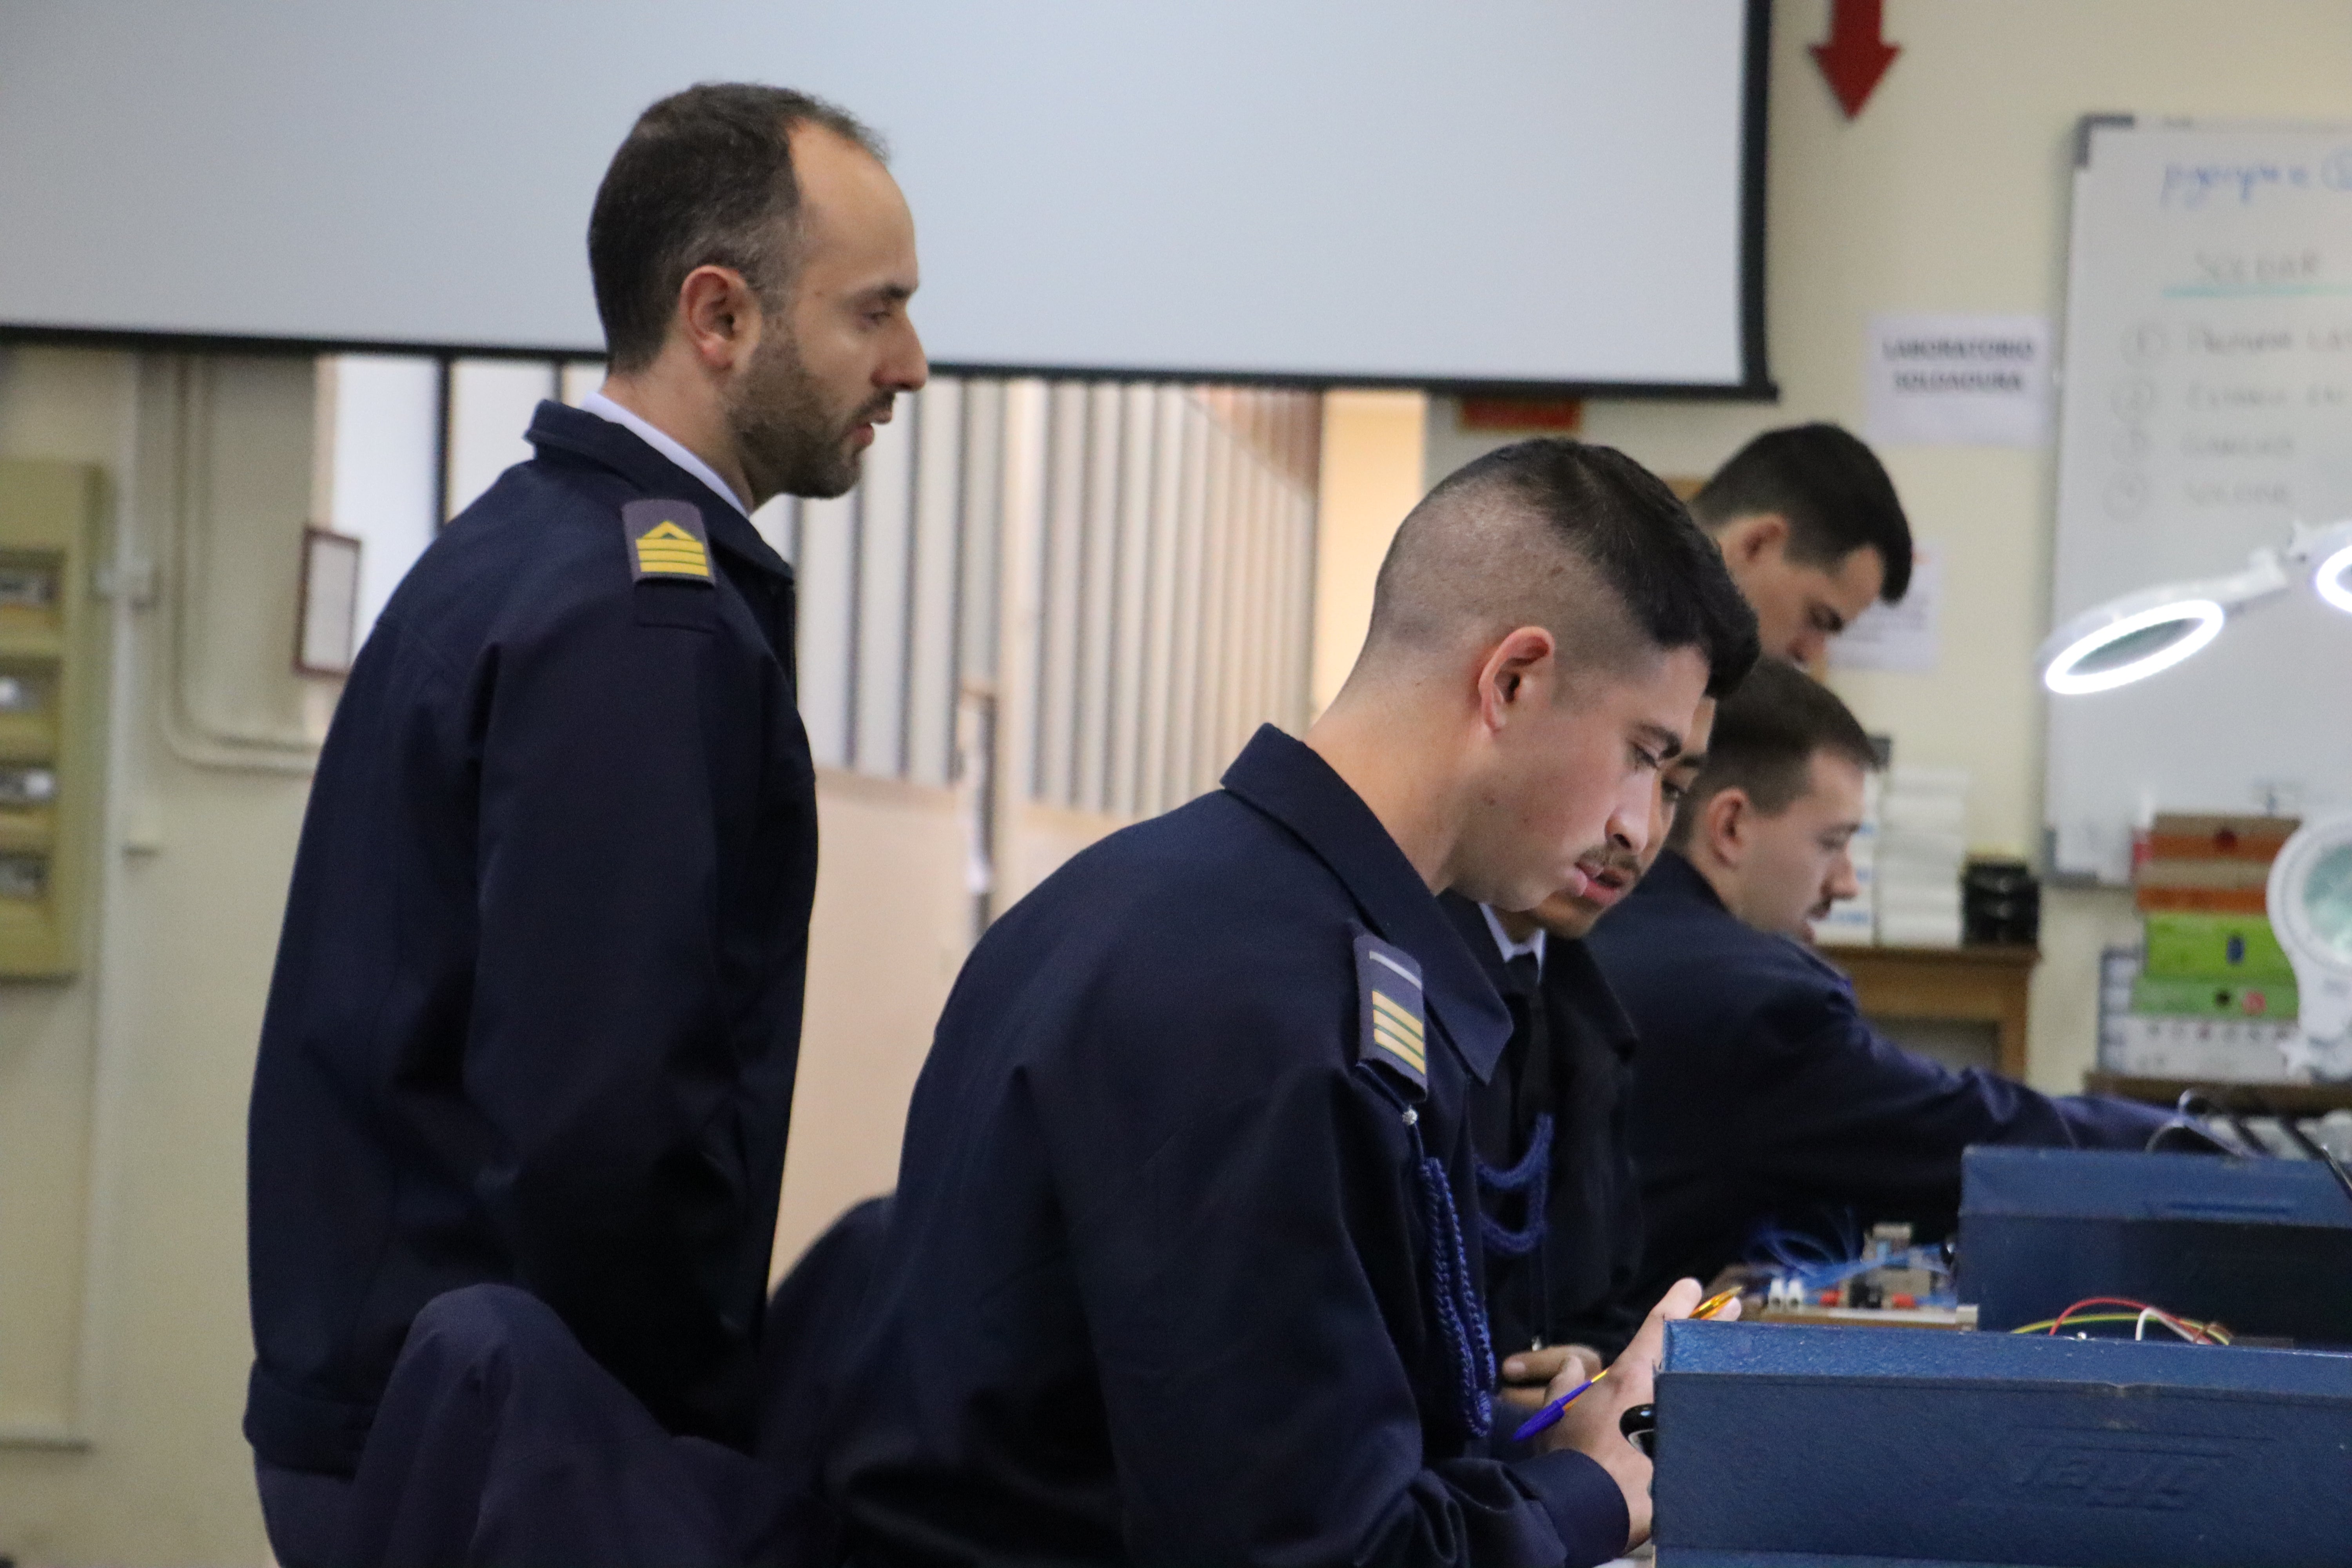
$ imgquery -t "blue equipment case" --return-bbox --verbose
[1955,1148,2352,1345]
[1652,1321,2352,1567]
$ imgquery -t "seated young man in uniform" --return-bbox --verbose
[827,439,1760,1568]
[1585,660,2174,1304]
[1440,694,1715,1409]
[1691,423,1914,665]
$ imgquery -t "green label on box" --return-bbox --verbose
[2130,973,2298,1021]
[2142,911,2294,982]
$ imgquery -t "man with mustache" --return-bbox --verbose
[1442,693,1715,1412]
[1586,661,2173,1304]
[243,84,925,1564]
[830,439,1759,1568]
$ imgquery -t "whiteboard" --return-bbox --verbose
[2047,119,2352,883]
[0,0,1766,393]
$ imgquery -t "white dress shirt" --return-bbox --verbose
[578,390,750,520]
[1479,903,1547,975]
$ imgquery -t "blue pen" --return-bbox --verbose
[1509,1288,1740,1443]
[1508,1369,1606,1444]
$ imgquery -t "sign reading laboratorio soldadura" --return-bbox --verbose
[1865,313,2053,447]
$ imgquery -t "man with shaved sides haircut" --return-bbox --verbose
[830,439,1759,1568]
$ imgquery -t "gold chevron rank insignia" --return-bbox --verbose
[1353,933,1428,1096]
[621,499,713,583]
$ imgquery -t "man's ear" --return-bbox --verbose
[1702,787,1751,868]
[675,264,765,373]
[1474,626,1558,733]
[1720,512,1789,567]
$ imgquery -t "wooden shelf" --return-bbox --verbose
[1822,942,2042,1079]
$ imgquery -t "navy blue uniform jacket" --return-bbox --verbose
[245,401,818,1476]
[1586,851,2171,1302]
[829,728,1632,1568]
[1439,897,1646,1362]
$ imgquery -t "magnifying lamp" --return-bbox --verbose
[2038,519,2352,695]
[2269,810,2352,1081]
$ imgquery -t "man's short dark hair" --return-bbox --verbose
[1367,438,1760,699]
[1690,423,1913,603]
[589,83,884,373]
[1668,659,1879,847]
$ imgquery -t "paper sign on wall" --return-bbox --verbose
[1865,314,2052,447]
[1828,544,1942,674]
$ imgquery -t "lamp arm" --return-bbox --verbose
[2285,517,2352,567]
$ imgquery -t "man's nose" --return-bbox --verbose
[887,321,930,392]
[1826,848,1861,902]
[1608,778,1651,857]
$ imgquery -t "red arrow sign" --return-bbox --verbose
[1812,0,1900,120]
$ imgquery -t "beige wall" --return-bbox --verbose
[0,348,1103,1564]
[1312,391,1430,715]
[772,771,975,1273]
[1409,0,2352,1094]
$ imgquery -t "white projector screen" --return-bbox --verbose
[0,1,1768,393]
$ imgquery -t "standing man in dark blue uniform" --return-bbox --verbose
[243,84,926,1566]
[1444,694,1716,1416]
[828,439,1760,1567]
[1586,662,2171,1304]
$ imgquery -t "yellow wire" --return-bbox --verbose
[2008,1311,2229,1343]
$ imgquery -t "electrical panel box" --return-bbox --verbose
[0,461,99,978]
[1653,1320,2352,1567]
[1956,1147,2352,1348]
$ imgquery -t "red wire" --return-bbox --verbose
[2047,1296,2214,1344]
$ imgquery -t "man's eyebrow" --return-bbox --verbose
[858,281,916,304]
[1637,722,1684,760]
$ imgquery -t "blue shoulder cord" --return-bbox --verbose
[1402,1105,1495,1441]
[1474,1111,1553,1258]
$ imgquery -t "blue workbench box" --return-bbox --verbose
[1955,1147,2352,1345]
[1652,1321,2352,1566]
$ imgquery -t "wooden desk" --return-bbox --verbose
[1822,943,2040,1080]
[2084,1073,2352,1116]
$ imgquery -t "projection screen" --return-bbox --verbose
[0,1,1769,393]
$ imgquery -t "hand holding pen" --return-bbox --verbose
[1510,1287,1741,1444]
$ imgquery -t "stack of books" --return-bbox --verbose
[1875,766,1968,947]
[2096,814,2301,1081]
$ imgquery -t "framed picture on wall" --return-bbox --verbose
[295,525,363,678]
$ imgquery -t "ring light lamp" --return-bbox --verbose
[2319,536,2352,617]
[2037,519,2352,695]
[2269,810,2352,1082]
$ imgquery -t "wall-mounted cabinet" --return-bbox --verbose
[0,461,98,977]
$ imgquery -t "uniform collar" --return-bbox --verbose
[577,391,750,520]
[1641,845,1851,988]
[1221,726,1512,1084]
[1639,847,1729,915]
[524,400,792,583]
[1439,891,1639,1061]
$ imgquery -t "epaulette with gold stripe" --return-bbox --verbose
[622,499,713,584]
[1354,932,1427,1097]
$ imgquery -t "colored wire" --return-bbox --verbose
[2008,1311,2230,1341]
[2008,1298,2230,1345]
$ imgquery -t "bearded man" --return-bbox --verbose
[242,84,925,1566]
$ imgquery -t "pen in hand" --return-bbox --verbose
[1508,1288,1740,1445]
